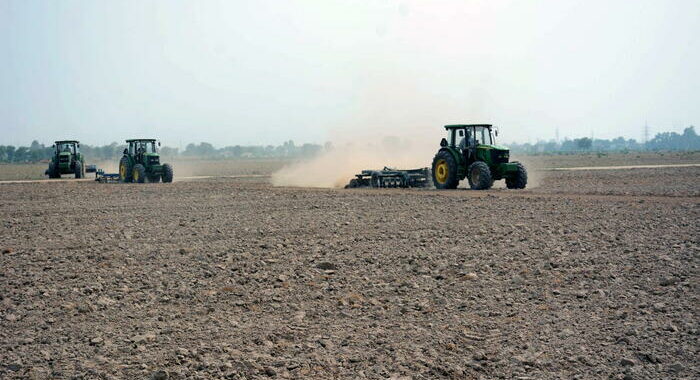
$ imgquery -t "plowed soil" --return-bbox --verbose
[1,165,698,379]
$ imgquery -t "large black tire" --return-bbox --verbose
[161,163,174,183]
[506,161,528,189]
[148,174,161,183]
[467,161,493,190]
[132,164,146,183]
[48,162,60,179]
[74,161,83,178]
[432,150,459,189]
[119,156,133,183]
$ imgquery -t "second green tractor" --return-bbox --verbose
[119,139,174,183]
[432,124,527,190]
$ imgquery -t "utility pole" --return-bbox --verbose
[644,121,649,150]
[644,121,649,143]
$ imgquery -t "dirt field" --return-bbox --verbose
[1,157,699,379]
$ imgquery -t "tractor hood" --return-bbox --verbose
[477,144,509,151]
[144,152,161,165]
[58,151,72,161]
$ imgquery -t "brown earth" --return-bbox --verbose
[0,164,698,379]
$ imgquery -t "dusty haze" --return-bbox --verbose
[2,1,698,146]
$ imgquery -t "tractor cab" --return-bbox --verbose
[46,140,85,178]
[127,139,160,165]
[442,124,505,165]
[56,141,78,155]
[432,124,527,190]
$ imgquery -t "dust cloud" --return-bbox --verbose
[512,156,545,189]
[271,136,437,188]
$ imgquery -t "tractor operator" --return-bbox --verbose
[459,130,472,150]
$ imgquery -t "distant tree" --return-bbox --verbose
[183,143,197,156]
[160,146,178,157]
[14,147,29,162]
[29,140,43,151]
[575,137,592,150]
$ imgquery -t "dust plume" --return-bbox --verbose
[271,137,436,188]
[511,156,545,189]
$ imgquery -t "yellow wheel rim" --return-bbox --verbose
[119,164,126,179]
[435,159,449,184]
[133,169,139,182]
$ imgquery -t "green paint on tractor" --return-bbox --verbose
[118,139,174,183]
[432,124,527,190]
[46,140,86,179]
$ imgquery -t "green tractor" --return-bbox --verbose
[118,139,173,183]
[46,140,86,179]
[432,124,527,190]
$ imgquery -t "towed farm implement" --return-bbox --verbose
[345,167,431,188]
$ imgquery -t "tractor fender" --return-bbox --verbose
[437,147,463,166]
[437,147,466,178]
[498,162,521,175]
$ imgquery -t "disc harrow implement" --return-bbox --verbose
[345,167,431,189]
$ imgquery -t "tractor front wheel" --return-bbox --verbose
[74,161,83,179]
[132,164,146,183]
[161,163,174,183]
[432,150,459,189]
[467,161,493,190]
[48,162,60,179]
[148,174,161,183]
[506,161,528,189]
[119,156,133,183]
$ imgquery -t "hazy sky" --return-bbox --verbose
[1,0,698,147]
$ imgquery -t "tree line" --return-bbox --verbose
[508,126,699,154]
[0,127,698,163]
[0,140,328,163]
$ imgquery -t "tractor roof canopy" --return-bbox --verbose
[54,140,79,144]
[444,124,492,130]
[126,139,157,143]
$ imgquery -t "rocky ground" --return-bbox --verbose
[0,167,698,379]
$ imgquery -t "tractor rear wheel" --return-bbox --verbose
[162,163,174,183]
[467,161,493,190]
[119,156,132,183]
[432,150,459,189]
[132,164,146,183]
[506,161,527,189]
[74,161,83,178]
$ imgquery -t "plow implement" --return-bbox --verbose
[94,169,121,183]
[345,167,431,188]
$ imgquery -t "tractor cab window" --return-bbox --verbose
[135,143,146,155]
[148,142,157,153]
[59,144,74,154]
[474,127,493,146]
[458,129,473,150]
